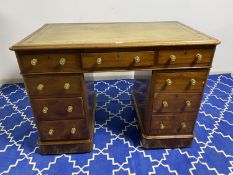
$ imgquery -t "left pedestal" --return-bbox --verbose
[14,51,95,154]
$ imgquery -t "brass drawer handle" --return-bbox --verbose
[64,83,70,90]
[67,105,73,113]
[181,122,187,129]
[186,100,191,107]
[190,78,197,85]
[116,55,120,60]
[196,53,203,61]
[59,57,66,65]
[160,123,165,130]
[48,129,54,136]
[134,56,141,63]
[42,107,48,114]
[162,101,168,108]
[166,79,172,86]
[37,84,44,91]
[170,55,176,62]
[31,58,38,66]
[96,57,102,64]
[71,127,76,134]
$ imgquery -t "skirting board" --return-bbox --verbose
[0,70,232,85]
[209,70,233,75]
[93,71,134,80]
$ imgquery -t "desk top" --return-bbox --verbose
[10,21,220,50]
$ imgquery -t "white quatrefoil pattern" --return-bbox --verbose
[0,74,233,175]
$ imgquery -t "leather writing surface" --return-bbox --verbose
[11,22,219,50]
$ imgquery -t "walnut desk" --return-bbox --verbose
[10,22,220,154]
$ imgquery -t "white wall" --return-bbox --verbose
[0,0,232,82]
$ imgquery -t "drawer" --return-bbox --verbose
[153,70,208,92]
[31,97,84,120]
[24,75,82,97]
[150,114,196,135]
[158,48,214,67]
[18,53,80,73]
[153,93,202,113]
[81,51,155,69]
[37,119,89,141]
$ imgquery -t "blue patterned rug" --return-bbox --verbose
[0,74,233,175]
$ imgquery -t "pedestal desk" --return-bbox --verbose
[10,22,220,154]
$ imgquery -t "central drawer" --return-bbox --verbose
[24,75,82,97]
[152,93,202,113]
[31,97,84,120]
[81,51,155,69]
[37,119,89,141]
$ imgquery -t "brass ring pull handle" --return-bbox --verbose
[162,101,168,108]
[67,105,73,113]
[71,127,76,134]
[190,78,197,86]
[48,129,54,136]
[170,55,176,62]
[59,57,66,65]
[96,57,102,65]
[160,123,165,130]
[181,122,187,129]
[37,84,44,91]
[186,100,191,107]
[64,83,70,90]
[31,58,38,66]
[42,107,48,114]
[134,56,141,63]
[196,53,203,62]
[166,79,172,86]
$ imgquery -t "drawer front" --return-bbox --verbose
[150,114,196,135]
[81,51,155,69]
[31,97,84,120]
[24,75,82,97]
[19,53,80,73]
[37,119,89,141]
[154,70,208,92]
[158,48,214,67]
[153,93,202,113]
